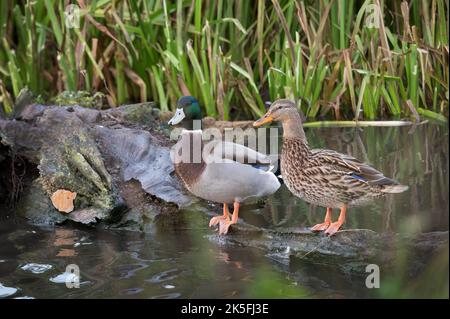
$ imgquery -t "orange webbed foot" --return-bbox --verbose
[324,206,346,236]
[311,221,331,232]
[217,202,240,235]
[218,219,237,235]
[311,208,332,232]
[210,203,231,228]
[324,221,343,236]
[209,215,230,227]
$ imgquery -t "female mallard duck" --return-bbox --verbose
[169,97,280,234]
[254,99,408,236]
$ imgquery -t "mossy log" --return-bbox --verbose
[0,101,447,276]
[0,101,195,226]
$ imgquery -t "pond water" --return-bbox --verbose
[0,123,448,298]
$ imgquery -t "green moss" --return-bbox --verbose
[52,91,105,109]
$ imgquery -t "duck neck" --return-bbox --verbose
[183,118,203,131]
[281,112,307,142]
[280,116,311,168]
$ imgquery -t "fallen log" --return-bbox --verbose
[0,99,196,226]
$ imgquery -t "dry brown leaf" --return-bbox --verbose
[51,189,77,214]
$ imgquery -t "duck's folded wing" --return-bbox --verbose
[205,140,275,170]
[311,149,399,186]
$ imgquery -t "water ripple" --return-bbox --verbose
[0,283,18,298]
[20,263,53,274]
[146,268,181,283]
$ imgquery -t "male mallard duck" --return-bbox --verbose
[166,95,255,132]
[254,99,408,236]
[169,97,281,234]
[167,96,203,129]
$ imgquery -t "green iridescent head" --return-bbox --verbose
[168,96,203,126]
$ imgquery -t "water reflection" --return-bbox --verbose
[0,124,447,298]
[241,123,449,234]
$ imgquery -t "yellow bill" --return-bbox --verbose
[253,113,274,127]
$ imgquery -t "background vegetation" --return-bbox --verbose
[0,0,448,121]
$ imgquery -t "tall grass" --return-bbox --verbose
[0,0,448,122]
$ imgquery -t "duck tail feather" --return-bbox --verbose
[381,184,409,193]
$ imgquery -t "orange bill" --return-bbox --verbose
[253,113,274,127]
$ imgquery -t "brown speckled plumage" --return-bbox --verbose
[257,99,408,209]
[281,137,398,208]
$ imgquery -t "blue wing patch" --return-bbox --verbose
[350,173,366,182]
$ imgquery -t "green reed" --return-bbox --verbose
[0,0,448,122]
